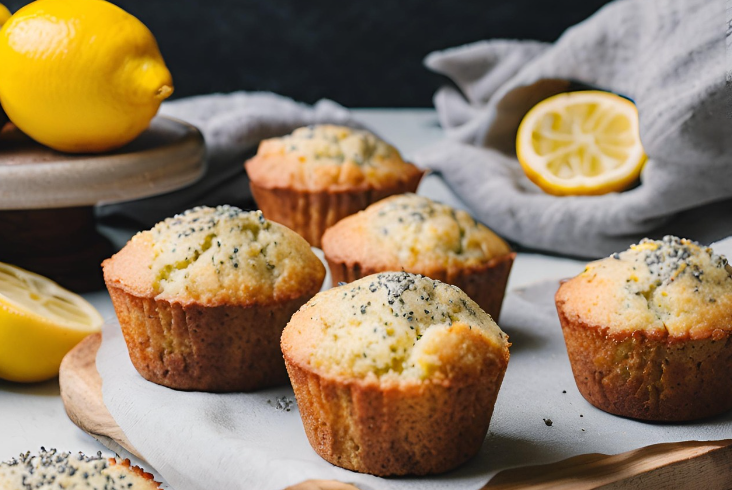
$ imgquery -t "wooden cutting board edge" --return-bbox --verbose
[59,333,732,490]
[58,332,144,461]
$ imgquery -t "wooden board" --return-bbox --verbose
[60,334,732,490]
[59,333,143,460]
[0,116,205,210]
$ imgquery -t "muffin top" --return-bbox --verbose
[244,125,423,192]
[103,206,325,306]
[0,449,160,489]
[282,272,509,385]
[556,236,732,339]
[322,194,511,273]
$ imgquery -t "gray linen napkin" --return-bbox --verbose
[412,0,732,258]
[97,92,361,228]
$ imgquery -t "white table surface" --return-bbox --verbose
[0,109,585,481]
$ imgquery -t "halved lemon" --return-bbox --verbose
[516,91,646,196]
[0,262,102,382]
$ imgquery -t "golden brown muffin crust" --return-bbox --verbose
[103,206,325,308]
[245,125,423,193]
[102,231,155,298]
[322,193,511,276]
[282,272,509,384]
[556,236,732,340]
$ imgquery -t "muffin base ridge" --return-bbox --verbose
[283,354,507,476]
[108,285,308,392]
[249,171,424,248]
[557,305,732,422]
[327,252,515,321]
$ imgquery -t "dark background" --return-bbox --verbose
[5,0,611,106]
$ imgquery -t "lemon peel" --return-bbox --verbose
[0,2,9,130]
[0,4,10,25]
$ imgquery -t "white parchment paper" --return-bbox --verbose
[97,238,732,490]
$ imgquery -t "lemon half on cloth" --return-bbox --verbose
[516,91,646,196]
[0,262,102,382]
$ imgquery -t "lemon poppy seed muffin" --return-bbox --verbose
[556,236,732,421]
[322,194,515,318]
[0,449,160,489]
[245,125,424,247]
[103,205,325,392]
[282,272,510,476]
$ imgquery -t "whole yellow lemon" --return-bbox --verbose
[0,0,173,153]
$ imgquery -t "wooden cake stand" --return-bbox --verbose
[0,117,205,292]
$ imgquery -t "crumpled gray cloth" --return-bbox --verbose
[98,92,361,228]
[412,0,732,258]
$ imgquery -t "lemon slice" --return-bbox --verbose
[0,262,102,382]
[516,91,646,196]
